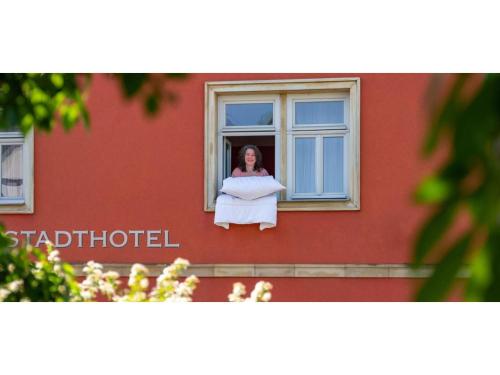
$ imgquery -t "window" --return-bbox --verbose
[205,78,360,212]
[287,93,349,200]
[0,127,34,213]
[217,94,280,188]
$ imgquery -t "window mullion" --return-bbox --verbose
[316,136,322,195]
[343,134,348,195]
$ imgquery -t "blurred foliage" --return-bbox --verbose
[0,73,187,134]
[0,226,79,301]
[0,73,90,133]
[414,73,500,301]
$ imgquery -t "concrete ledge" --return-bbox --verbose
[214,264,254,277]
[71,263,451,278]
[256,264,295,277]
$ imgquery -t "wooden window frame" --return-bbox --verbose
[0,129,34,214]
[217,94,281,191]
[289,134,348,200]
[205,77,360,212]
[287,92,350,200]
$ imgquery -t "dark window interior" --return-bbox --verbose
[225,136,275,177]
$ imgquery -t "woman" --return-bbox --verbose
[232,145,270,177]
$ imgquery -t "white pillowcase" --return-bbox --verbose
[220,176,286,200]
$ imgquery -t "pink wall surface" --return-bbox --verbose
[1,73,438,300]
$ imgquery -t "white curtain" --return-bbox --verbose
[1,145,23,198]
[295,138,315,193]
[323,137,344,193]
[295,101,343,125]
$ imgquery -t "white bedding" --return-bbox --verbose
[221,176,286,200]
[214,193,277,231]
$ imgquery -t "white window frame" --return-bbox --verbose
[0,129,34,214]
[205,78,360,212]
[218,94,278,132]
[287,92,350,200]
[289,134,348,200]
[216,94,281,192]
[290,92,349,130]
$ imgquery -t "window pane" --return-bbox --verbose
[226,103,273,126]
[323,137,344,193]
[295,101,344,125]
[1,144,23,198]
[295,138,315,193]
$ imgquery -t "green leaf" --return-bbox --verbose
[50,74,64,89]
[165,73,188,79]
[416,233,471,301]
[75,91,90,127]
[145,94,159,114]
[414,175,453,204]
[465,246,491,301]
[483,230,500,301]
[0,226,14,249]
[414,204,457,265]
[120,74,147,98]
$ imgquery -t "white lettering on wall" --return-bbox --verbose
[129,230,145,247]
[90,231,108,248]
[164,230,180,248]
[35,231,50,247]
[109,230,128,248]
[73,230,89,247]
[5,231,19,247]
[20,230,36,245]
[55,231,72,248]
[4,229,180,249]
[146,230,162,248]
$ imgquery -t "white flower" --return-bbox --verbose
[99,281,115,296]
[261,292,272,302]
[80,290,92,300]
[175,283,190,296]
[47,250,60,263]
[139,278,149,289]
[7,279,23,292]
[85,261,103,270]
[0,288,10,301]
[131,264,147,275]
[104,271,119,280]
[165,295,190,302]
[185,275,199,285]
[174,258,190,268]
[228,281,272,302]
[254,281,266,291]
[93,269,103,278]
[233,282,246,296]
[7,264,15,273]
[81,279,93,288]
[157,274,169,284]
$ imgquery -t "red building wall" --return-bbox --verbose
[1,73,436,301]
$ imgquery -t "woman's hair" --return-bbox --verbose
[237,144,264,172]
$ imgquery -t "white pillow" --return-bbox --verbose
[220,176,286,200]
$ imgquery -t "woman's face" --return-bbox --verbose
[245,148,256,169]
